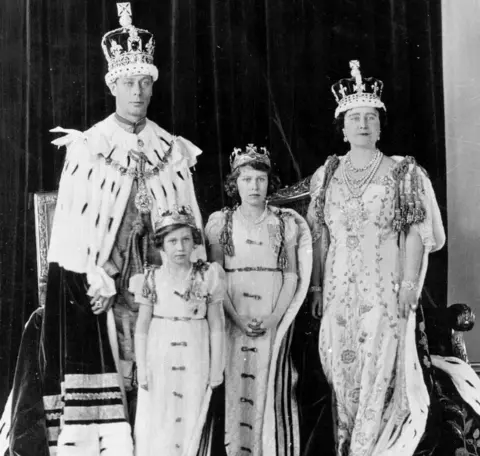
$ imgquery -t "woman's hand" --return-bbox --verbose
[235,316,266,337]
[310,291,323,319]
[398,287,418,319]
[90,293,114,315]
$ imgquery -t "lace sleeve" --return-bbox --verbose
[306,166,326,244]
[205,211,226,245]
[409,167,446,252]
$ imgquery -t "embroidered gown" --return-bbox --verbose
[307,157,441,456]
[206,206,298,456]
[132,261,224,456]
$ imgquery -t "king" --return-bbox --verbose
[6,3,205,455]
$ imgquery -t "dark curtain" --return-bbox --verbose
[0,0,446,412]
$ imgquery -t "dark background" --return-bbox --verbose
[0,0,446,411]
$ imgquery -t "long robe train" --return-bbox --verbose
[6,263,133,456]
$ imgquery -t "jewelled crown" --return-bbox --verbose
[331,60,385,118]
[101,2,158,85]
[230,144,271,171]
[154,206,197,231]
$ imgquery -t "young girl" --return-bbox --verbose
[205,145,312,456]
[133,206,225,456]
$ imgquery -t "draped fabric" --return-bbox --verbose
[0,0,445,426]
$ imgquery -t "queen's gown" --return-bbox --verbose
[307,155,445,456]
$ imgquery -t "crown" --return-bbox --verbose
[154,205,197,232]
[331,60,385,118]
[101,3,158,85]
[229,144,271,171]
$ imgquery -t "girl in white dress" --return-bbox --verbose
[133,206,225,456]
[205,145,312,456]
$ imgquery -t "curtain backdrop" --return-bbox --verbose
[0,0,446,412]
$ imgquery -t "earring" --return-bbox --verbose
[343,130,348,142]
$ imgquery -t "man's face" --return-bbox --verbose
[110,74,153,121]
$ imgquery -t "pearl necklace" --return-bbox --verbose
[342,151,383,198]
[345,149,381,173]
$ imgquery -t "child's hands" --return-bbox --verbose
[235,316,266,337]
[259,314,280,330]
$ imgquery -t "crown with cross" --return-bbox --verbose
[229,144,271,171]
[331,60,385,118]
[101,2,158,85]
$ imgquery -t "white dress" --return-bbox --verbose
[306,156,445,455]
[132,261,224,456]
[206,206,297,456]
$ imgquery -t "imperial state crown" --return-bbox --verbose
[101,2,158,85]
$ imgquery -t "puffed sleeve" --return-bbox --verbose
[129,269,156,307]
[306,165,326,243]
[409,167,446,253]
[206,262,226,306]
[284,214,299,248]
[205,211,226,245]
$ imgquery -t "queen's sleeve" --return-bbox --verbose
[306,166,326,244]
[205,211,226,246]
[409,167,446,253]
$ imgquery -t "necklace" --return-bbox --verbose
[237,204,268,246]
[342,151,383,198]
[345,149,381,173]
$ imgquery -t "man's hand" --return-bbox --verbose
[90,293,114,315]
[310,291,323,319]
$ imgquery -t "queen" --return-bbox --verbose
[306,60,445,455]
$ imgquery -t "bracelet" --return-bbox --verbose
[309,285,322,293]
[400,280,417,291]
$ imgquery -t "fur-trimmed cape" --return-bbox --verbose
[48,114,205,297]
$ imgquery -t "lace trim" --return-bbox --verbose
[142,260,211,305]
[219,206,290,270]
[64,391,123,401]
